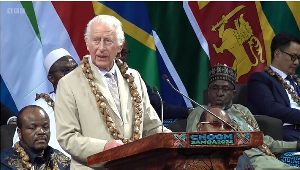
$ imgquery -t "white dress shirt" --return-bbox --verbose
[96,60,122,119]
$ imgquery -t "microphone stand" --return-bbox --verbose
[162,74,237,131]
[153,86,164,132]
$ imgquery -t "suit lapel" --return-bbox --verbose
[89,57,121,120]
[116,66,130,122]
[272,76,290,106]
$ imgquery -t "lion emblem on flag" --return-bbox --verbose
[211,5,265,81]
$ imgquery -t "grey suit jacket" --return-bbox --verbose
[55,57,170,170]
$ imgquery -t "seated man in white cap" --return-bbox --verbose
[12,48,78,157]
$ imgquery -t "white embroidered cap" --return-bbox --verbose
[44,48,71,74]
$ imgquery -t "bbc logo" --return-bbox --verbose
[7,8,25,14]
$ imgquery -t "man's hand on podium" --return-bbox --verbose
[104,140,124,151]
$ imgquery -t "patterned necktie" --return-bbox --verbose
[286,75,300,97]
[105,72,122,115]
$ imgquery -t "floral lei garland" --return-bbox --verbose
[231,105,276,158]
[81,55,142,144]
[13,142,59,170]
[264,66,300,106]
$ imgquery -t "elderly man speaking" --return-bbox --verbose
[54,15,170,170]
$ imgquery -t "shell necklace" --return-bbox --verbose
[81,55,142,144]
[35,93,55,110]
[13,142,59,170]
[232,105,276,158]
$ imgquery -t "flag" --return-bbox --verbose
[146,1,206,107]
[259,1,300,73]
[184,1,300,83]
[1,1,85,111]
[1,1,300,115]
[1,1,46,112]
[92,2,160,87]
[94,2,194,108]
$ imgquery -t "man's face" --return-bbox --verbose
[207,80,236,109]
[274,42,300,75]
[17,108,50,154]
[197,108,232,132]
[48,56,78,91]
[86,22,122,71]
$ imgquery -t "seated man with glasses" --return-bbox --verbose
[247,33,300,141]
[187,64,245,132]
[187,64,300,169]
[12,48,78,157]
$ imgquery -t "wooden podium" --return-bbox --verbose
[87,131,263,170]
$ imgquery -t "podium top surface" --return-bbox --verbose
[87,131,263,167]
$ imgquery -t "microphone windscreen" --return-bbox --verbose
[162,74,168,81]
[153,86,159,93]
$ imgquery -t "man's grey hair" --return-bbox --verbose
[84,15,125,46]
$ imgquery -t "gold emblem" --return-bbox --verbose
[212,5,265,81]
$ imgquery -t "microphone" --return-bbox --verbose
[162,74,237,131]
[153,86,164,132]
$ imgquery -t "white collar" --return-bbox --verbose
[270,65,288,79]
[88,55,117,77]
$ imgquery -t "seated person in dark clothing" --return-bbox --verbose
[1,124,17,151]
[145,83,192,119]
[247,33,300,141]
[1,102,16,126]
[1,105,70,169]
[1,103,17,151]
[118,40,193,120]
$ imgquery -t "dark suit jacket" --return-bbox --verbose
[247,72,300,124]
[146,84,189,119]
[1,103,16,126]
[1,124,17,151]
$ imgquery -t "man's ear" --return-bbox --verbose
[85,38,90,51]
[274,49,281,60]
[196,122,202,131]
[232,89,236,96]
[86,42,90,51]
[17,128,22,140]
[48,74,54,84]
[117,44,123,53]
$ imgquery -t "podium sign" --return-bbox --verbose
[88,131,263,169]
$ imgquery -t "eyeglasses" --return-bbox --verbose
[121,50,131,57]
[280,50,300,62]
[50,67,76,75]
[208,86,235,93]
[199,121,231,129]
